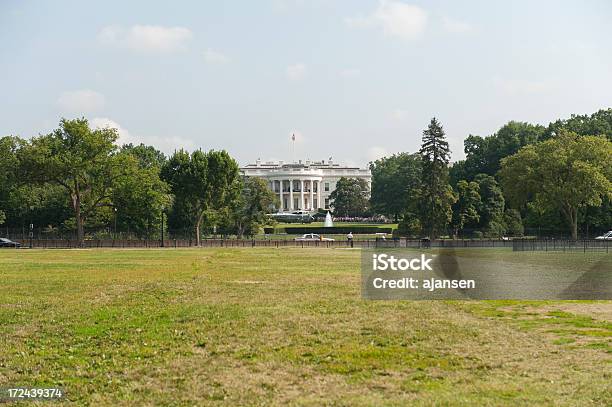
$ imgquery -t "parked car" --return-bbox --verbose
[595,231,612,240]
[0,238,21,248]
[294,233,334,242]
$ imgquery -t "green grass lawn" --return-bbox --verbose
[0,248,610,406]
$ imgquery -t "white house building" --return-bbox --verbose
[241,159,371,212]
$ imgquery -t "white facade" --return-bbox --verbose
[241,159,371,212]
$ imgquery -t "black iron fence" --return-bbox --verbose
[512,239,611,252]
[6,238,524,249]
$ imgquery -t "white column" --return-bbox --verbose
[317,180,322,209]
[300,180,304,210]
[279,180,283,211]
[310,180,314,211]
[289,179,294,210]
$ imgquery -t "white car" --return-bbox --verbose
[294,233,334,242]
[595,231,612,240]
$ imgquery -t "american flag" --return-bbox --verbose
[291,133,295,141]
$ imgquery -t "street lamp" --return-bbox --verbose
[29,205,34,249]
[113,207,118,240]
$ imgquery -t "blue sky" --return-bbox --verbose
[1,0,611,166]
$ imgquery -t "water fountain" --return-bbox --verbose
[324,211,334,227]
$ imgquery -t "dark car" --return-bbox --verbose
[0,238,21,248]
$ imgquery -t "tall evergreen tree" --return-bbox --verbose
[418,118,457,238]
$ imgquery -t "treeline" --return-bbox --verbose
[1,110,611,242]
[0,119,277,244]
[365,109,612,239]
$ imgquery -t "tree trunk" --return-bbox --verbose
[571,208,578,240]
[195,208,205,246]
[76,214,84,247]
[562,204,578,240]
[195,221,201,246]
[71,192,85,247]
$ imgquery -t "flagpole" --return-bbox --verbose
[291,133,295,163]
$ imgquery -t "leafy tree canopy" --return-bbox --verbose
[161,149,240,244]
[499,131,612,239]
[451,180,480,237]
[369,153,421,221]
[544,108,612,141]
[19,118,136,244]
[230,177,278,238]
[329,177,370,217]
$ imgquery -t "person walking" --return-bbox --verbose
[347,232,354,248]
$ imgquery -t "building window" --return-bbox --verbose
[324,182,329,192]
[324,198,329,208]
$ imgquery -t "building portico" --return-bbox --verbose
[241,159,371,212]
[273,178,322,211]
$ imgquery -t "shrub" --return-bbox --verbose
[284,226,392,235]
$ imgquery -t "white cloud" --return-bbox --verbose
[204,48,229,64]
[367,146,389,162]
[286,63,307,80]
[90,117,131,142]
[340,68,361,78]
[57,90,105,113]
[98,25,193,53]
[346,1,428,41]
[91,117,195,153]
[442,16,472,33]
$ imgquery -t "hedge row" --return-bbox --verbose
[265,226,393,235]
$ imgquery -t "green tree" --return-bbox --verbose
[2,136,75,233]
[112,154,171,239]
[121,143,167,169]
[418,118,456,238]
[0,136,23,226]
[451,180,480,238]
[504,209,524,237]
[5,183,71,234]
[451,121,544,182]
[19,119,136,245]
[161,149,240,245]
[499,131,612,239]
[113,145,171,239]
[329,177,370,217]
[369,153,421,220]
[474,174,506,236]
[230,177,278,238]
[544,108,612,141]
[396,215,421,237]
